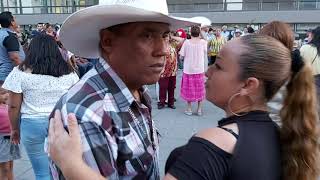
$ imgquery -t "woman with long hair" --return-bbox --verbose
[2,34,79,180]
[180,26,207,116]
[164,35,319,180]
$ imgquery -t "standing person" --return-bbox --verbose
[200,26,209,41]
[303,28,313,45]
[164,35,319,180]
[247,26,255,35]
[207,27,216,41]
[45,0,197,179]
[221,25,230,40]
[158,34,178,109]
[44,23,55,38]
[232,29,242,39]
[208,28,227,65]
[180,26,207,116]
[2,34,79,180]
[230,25,239,38]
[0,89,20,180]
[300,26,320,96]
[0,11,24,180]
[175,28,187,69]
[31,23,43,38]
[0,11,25,84]
[242,27,248,36]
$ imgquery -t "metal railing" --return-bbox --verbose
[1,1,320,15]
[0,5,92,14]
[168,1,320,12]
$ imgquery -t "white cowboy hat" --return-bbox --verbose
[189,16,212,27]
[59,0,199,58]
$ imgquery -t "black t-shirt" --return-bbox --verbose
[167,136,232,180]
[166,111,281,180]
[3,31,20,52]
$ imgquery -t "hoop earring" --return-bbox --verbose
[227,93,253,117]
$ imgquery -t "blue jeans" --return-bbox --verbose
[20,117,50,180]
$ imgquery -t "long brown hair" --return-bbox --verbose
[259,21,294,50]
[239,35,319,180]
[280,61,319,180]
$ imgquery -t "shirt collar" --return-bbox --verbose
[1,28,15,33]
[96,57,151,112]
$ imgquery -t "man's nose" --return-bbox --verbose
[152,37,169,57]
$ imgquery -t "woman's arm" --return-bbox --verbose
[163,173,178,180]
[8,92,22,145]
[171,36,184,43]
[0,88,8,104]
[49,110,106,180]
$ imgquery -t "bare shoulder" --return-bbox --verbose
[195,123,239,154]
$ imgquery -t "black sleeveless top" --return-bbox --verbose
[166,111,281,180]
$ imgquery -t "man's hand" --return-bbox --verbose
[8,52,21,66]
[48,110,83,170]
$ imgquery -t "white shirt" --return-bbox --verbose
[221,31,230,39]
[300,44,320,75]
[180,39,207,74]
[2,67,79,118]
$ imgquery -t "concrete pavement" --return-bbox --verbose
[13,71,224,179]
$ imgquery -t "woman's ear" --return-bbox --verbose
[239,77,260,96]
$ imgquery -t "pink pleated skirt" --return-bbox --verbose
[180,73,205,102]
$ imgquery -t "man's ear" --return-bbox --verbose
[239,77,260,96]
[100,29,115,54]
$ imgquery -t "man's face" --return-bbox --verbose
[37,24,43,31]
[202,27,209,33]
[222,26,227,31]
[101,22,170,89]
[216,29,221,36]
[11,16,18,30]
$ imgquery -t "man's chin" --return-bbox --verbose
[144,75,161,85]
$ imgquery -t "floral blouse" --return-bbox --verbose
[160,44,178,78]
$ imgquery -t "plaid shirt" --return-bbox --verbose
[49,58,160,180]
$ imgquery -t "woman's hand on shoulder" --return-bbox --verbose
[48,110,83,170]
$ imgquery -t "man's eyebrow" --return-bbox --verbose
[143,27,170,34]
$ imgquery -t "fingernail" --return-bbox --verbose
[68,114,76,122]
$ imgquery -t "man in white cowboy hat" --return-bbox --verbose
[46,0,197,179]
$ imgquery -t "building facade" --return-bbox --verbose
[1,0,319,35]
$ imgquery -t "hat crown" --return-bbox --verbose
[99,0,169,15]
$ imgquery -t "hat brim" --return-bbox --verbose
[59,5,199,58]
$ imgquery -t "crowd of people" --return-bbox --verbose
[0,0,320,180]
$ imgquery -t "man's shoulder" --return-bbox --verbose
[2,30,19,46]
[0,30,11,42]
[54,68,111,122]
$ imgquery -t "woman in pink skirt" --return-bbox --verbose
[180,26,207,115]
